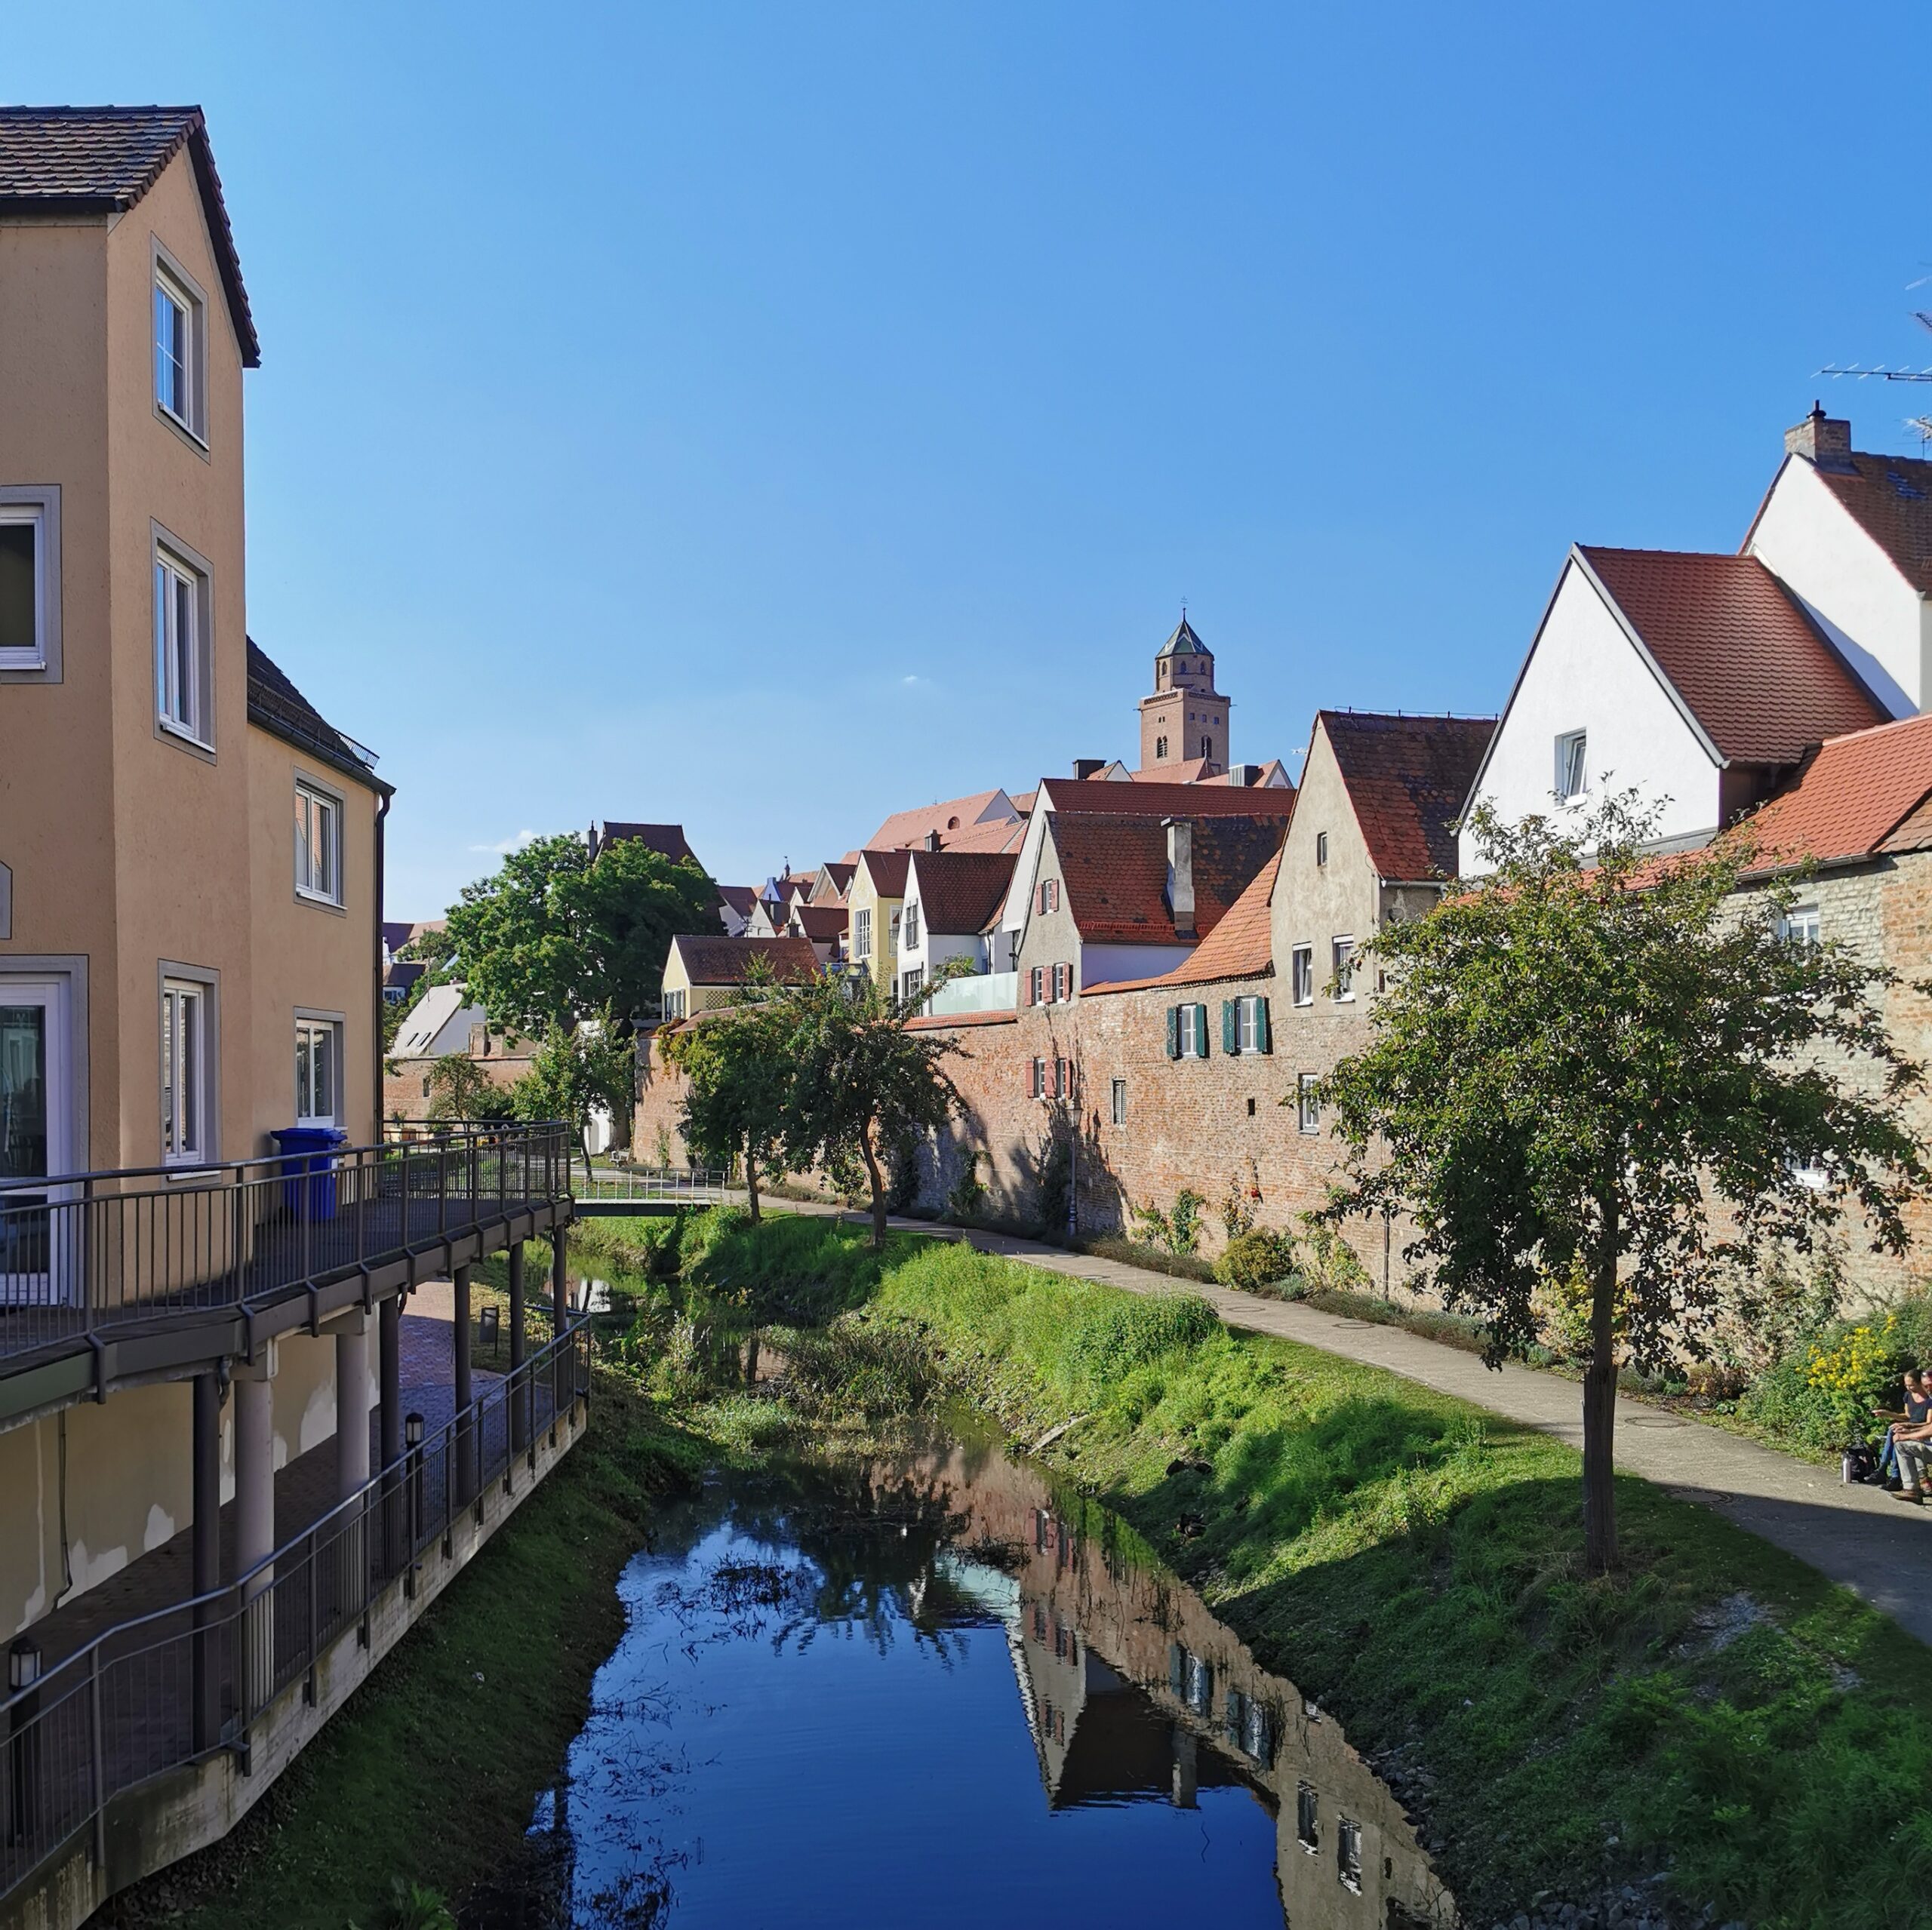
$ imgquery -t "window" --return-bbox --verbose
[1315,831,1328,867]
[1291,944,1313,1006]
[294,1018,339,1126]
[294,782,342,904]
[663,988,686,1021]
[1029,1056,1047,1099]
[900,966,924,1001]
[1036,878,1059,916]
[0,490,60,676]
[1789,1151,1830,1191]
[1052,961,1070,1002]
[903,902,920,947]
[889,910,901,955]
[1331,937,1355,1001]
[1110,1077,1127,1126]
[1298,1074,1321,1135]
[1231,995,1269,1054]
[153,260,206,440]
[1028,965,1045,1006]
[1782,904,1821,948]
[1155,735,1169,761]
[162,979,208,1163]
[854,907,872,960]
[1297,1783,1320,1853]
[1199,734,1212,758]
[154,542,211,746]
[1055,1056,1073,1100]
[1555,728,1588,802]
[1168,1001,1210,1059]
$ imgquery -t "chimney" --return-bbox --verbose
[924,829,943,851]
[1072,758,1105,780]
[1785,404,1854,472]
[1165,818,1195,939]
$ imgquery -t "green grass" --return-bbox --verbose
[712,1213,1932,1930]
[110,1372,710,1930]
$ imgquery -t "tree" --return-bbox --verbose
[422,1053,515,1123]
[514,1016,636,1185]
[660,991,795,1222]
[1320,792,1928,1575]
[442,833,716,1043]
[777,973,962,1247]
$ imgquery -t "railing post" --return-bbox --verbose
[550,1226,569,1444]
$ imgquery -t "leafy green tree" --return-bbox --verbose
[660,991,795,1222]
[442,833,715,1042]
[1321,792,1927,1574]
[777,973,961,1247]
[422,1053,514,1123]
[513,1016,636,1184]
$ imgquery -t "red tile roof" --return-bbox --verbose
[907,850,1017,935]
[788,903,850,942]
[1089,848,1283,994]
[0,107,258,367]
[1132,758,1219,784]
[717,885,758,916]
[591,821,697,865]
[1050,814,1282,946]
[1798,450,1932,595]
[1323,711,1496,881]
[1577,548,1886,765]
[906,1009,1019,1031]
[866,790,1017,851]
[855,849,912,897]
[1036,776,1297,820]
[937,816,1029,854]
[1740,711,1932,866]
[669,934,819,986]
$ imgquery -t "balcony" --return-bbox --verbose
[924,970,1019,1018]
[0,1122,573,1427]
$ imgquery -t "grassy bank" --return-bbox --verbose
[656,1209,1932,1930]
[105,1355,714,1930]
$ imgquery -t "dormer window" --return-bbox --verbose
[1555,730,1588,802]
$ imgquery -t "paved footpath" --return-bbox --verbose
[739,1197,1932,1646]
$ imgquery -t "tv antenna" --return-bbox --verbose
[1817,300,1932,383]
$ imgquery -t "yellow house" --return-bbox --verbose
[846,849,910,991]
[659,933,820,1020]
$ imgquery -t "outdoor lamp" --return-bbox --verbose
[480,1305,501,1353]
[8,1638,39,1694]
[405,1412,424,1450]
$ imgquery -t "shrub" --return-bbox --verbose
[946,1150,986,1222]
[1297,1218,1371,1291]
[1132,1188,1208,1256]
[1214,1228,1299,1293]
[1061,1292,1221,1394]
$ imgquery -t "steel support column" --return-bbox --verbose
[380,1292,405,1573]
[191,1370,221,1753]
[453,1264,475,1507]
[550,1225,569,1439]
[507,1240,527,1455]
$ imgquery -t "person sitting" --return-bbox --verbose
[1875,1368,1930,1486]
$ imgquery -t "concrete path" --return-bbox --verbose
[725,1197,1932,1646]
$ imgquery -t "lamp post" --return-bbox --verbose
[8,1636,40,1846]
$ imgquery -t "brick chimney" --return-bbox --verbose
[1164,819,1195,939]
[1786,404,1854,473]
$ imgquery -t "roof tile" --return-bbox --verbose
[1741,711,1932,865]
[1050,814,1281,946]
[669,934,819,987]
[907,850,1017,934]
[1323,711,1496,880]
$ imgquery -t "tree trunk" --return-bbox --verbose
[1582,1186,1621,1575]
[859,1129,888,1249]
[580,1126,595,1190]
[744,1132,761,1224]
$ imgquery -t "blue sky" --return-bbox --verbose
[17,3,1932,914]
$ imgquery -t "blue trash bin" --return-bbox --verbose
[271,1126,348,1220]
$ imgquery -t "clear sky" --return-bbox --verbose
[16,3,1932,914]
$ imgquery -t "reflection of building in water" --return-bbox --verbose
[903,1446,1456,1930]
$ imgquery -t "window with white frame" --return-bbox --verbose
[1331,937,1355,1000]
[1052,961,1070,1002]
[295,782,342,903]
[1028,965,1045,1006]
[854,907,872,959]
[1181,1002,1209,1059]
[663,988,687,1021]
[1297,1074,1321,1135]
[162,979,208,1163]
[1555,729,1588,803]
[900,966,924,1001]
[154,543,211,745]
[0,496,53,672]
[154,262,206,439]
[889,910,901,956]
[1291,944,1313,1006]
[903,902,921,947]
[1111,1077,1127,1126]
[294,1018,339,1126]
[1236,995,1265,1052]
[1782,904,1821,948]
[1315,831,1328,868]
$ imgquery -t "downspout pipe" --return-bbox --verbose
[374,788,391,1137]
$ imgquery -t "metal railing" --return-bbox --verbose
[0,1318,592,1905]
[573,1163,731,1204]
[0,1122,571,1366]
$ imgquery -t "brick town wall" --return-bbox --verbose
[383,1049,532,1124]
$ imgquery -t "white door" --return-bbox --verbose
[0,978,72,1306]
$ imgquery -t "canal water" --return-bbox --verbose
[478,1425,1455,1930]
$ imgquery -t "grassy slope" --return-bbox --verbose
[681,1212,1932,1930]
[107,1359,706,1930]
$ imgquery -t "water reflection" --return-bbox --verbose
[497,1439,1454,1930]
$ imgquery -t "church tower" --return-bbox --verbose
[1137,614,1228,773]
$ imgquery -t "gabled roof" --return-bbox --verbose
[1049,814,1281,947]
[1740,711,1932,866]
[589,821,698,866]
[1323,711,1496,881]
[866,789,1018,851]
[1155,615,1211,659]
[0,106,258,367]
[1576,547,1885,765]
[1088,848,1283,994]
[907,850,1017,935]
[1132,758,1220,784]
[811,862,856,901]
[930,815,1028,855]
[247,639,389,793]
[1036,776,1296,820]
[717,884,758,917]
[787,903,850,942]
[854,848,912,898]
[1788,449,1932,596]
[667,933,819,988]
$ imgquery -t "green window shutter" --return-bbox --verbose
[1222,999,1238,1055]
[1165,1005,1180,1060]
[1254,996,1272,1055]
[1195,1003,1211,1058]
